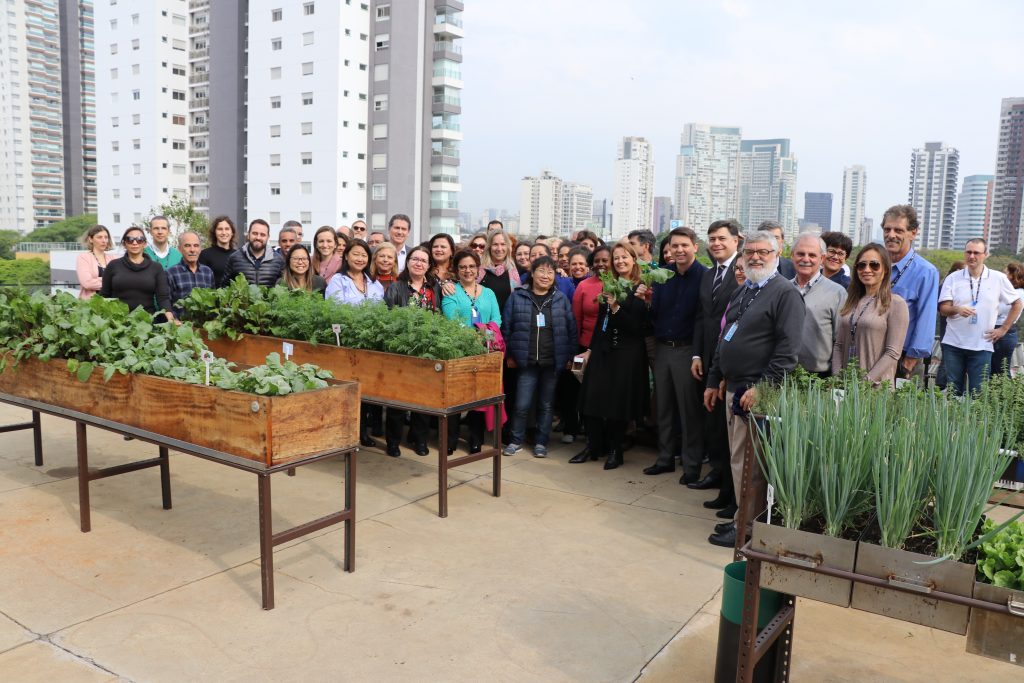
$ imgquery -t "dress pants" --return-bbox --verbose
[726,390,766,532]
[652,343,704,477]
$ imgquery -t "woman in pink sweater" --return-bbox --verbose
[76,224,114,299]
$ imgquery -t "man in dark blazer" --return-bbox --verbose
[689,219,743,514]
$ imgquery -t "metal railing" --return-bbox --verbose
[15,242,85,253]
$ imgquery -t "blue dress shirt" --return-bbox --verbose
[890,248,939,359]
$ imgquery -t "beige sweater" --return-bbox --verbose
[832,294,909,384]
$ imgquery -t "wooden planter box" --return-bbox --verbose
[751,518,858,608]
[204,334,503,411]
[0,356,360,466]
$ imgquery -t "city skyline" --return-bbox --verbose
[458,1,1021,233]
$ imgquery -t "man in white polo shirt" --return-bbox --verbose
[938,238,1022,396]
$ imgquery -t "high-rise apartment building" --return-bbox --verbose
[859,217,874,246]
[612,136,653,236]
[59,0,96,217]
[738,138,797,240]
[246,1,369,231]
[562,181,593,237]
[0,0,65,232]
[839,165,867,243]
[908,141,959,250]
[652,196,672,234]
[519,170,562,236]
[803,192,832,230]
[366,0,464,243]
[674,124,741,232]
[954,174,994,249]
[990,97,1024,252]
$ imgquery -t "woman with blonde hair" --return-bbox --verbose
[371,241,399,290]
[76,224,114,299]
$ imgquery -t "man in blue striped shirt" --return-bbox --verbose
[166,231,215,319]
[882,204,939,378]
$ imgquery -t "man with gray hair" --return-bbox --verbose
[705,230,805,548]
[790,233,847,376]
[759,220,796,279]
[165,230,215,319]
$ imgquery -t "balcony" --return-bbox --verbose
[189,173,209,184]
[189,72,209,85]
[188,149,209,159]
[431,67,463,89]
[189,124,208,134]
[433,13,464,39]
[189,48,209,60]
[189,98,209,110]
[433,40,462,62]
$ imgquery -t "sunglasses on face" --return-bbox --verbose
[856,260,882,272]
[124,236,146,244]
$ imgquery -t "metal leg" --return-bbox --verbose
[344,450,356,572]
[158,446,172,510]
[258,474,274,610]
[75,422,91,533]
[32,410,43,466]
[736,557,762,683]
[438,414,448,518]
[734,428,754,560]
[492,401,502,498]
[773,598,795,682]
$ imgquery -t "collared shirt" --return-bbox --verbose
[393,243,408,272]
[650,260,707,343]
[166,262,215,317]
[792,271,823,298]
[790,273,847,372]
[940,266,1021,352]
[144,244,182,269]
[325,273,385,305]
[890,248,939,359]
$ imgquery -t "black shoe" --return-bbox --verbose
[703,495,732,510]
[414,443,429,456]
[679,472,699,486]
[708,525,737,547]
[714,521,735,534]
[360,436,377,448]
[385,443,401,457]
[716,504,738,519]
[643,463,675,476]
[603,449,623,471]
[446,444,457,456]
[569,448,590,464]
[687,474,722,490]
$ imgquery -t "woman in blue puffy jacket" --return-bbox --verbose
[501,256,578,458]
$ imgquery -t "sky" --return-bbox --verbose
[457,0,1024,232]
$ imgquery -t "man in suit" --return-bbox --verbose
[760,221,796,280]
[690,219,742,514]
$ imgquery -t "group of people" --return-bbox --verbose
[76,203,1024,549]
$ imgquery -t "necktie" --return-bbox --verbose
[712,264,726,299]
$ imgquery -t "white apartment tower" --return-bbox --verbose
[953,174,994,249]
[674,124,741,232]
[562,181,593,237]
[738,138,798,240]
[59,0,97,217]
[0,0,65,232]
[519,170,563,236]
[989,98,1024,252]
[246,1,369,232]
[95,4,190,237]
[839,165,867,243]
[908,141,959,250]
[613,136,653,236]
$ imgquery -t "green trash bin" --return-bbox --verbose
[714,561,782,683]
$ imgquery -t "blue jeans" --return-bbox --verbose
[991,327,1018,376]
[510,364,558,446]
[941,343,992,396]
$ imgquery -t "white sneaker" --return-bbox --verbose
[533,445,548,458]
[561,434,575,444]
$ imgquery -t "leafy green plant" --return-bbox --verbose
[977,518,1024,589]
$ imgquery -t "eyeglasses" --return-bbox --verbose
[855,261,882,272]
[741,248,775,258]
[470,243,486,250]
[408,257,429,265]
[825,248,847,258]
[291,258,309,264]
[458,264,478,271]
[352,225,367,232]
[124,236,146,244]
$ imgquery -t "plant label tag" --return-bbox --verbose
[536,313,546,328]
[331,324,341,346]
[282,341,294,360]
[723,323,737,342]
[832,388,845,405]
[766,484,775,525]
[200,350,214,386]
[895,378,910,389]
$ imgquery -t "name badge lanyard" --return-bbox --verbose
[723,276,773,342]
[848,296,876,359]
[890,253,916,288]
[468,285,482,324]
[532,293,551,328]
[799,272,822,300]
[967,269,982,325]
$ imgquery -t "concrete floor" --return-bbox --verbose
[0,404,1017,682]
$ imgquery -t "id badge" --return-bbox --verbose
[969,314,978,325]
[723,323,737,342]
[848,344,857,360]
[536,312,546,328]
[471,306,480,325]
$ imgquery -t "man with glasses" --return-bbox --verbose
[705,230,805,548]
[387,214,412,271]
[368,231,386,249]
[821,232,853,287]
[790,234,847,377]
[350,220,368,241]
[882,204,939,379]
[144,215,182,269]
[938,238,1021,395]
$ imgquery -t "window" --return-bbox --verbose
[375,34,389,51]
[374,64,388,81]
[173,164,186,175]
[111,92,119,104]
[357,153,365,160]
[111,141,119,152]
[270,154,281,167]
[301,122,312,135]
[271,37,282,50]
[132,139,140,150]
[172,90,185,101]
[270,184,281,195]
[270,125,281,137]
[111,116,119,127]
[358,93,367,101]
[376,5,390,20]
[131,13,139,25]
[372,183,386,200]
[113,213,121,223]
[172,14,186,26]
[303,32,314,45]
[110,19,117,29]
[112,165,120,176]
[131,38,139,50]
[304,3,315,15]
[371,213,385,230]
[358,123,366,130]
[110,67,118,79]
[373,94,388,111]
[271,8,282,21]
[172,64,186,76]
[372,124,387,140]
[112,189,120,200]
[172,39,186,51]
[110,43,118,54]
[359,63,367,71]
[301,62,313,75]
[133,163,141,175]
[132,63,140,75]
[133,188,142,199]
[270,67,281,80]
[372,154,387,169]
[131,89,140,100]
[301,92,313,106]
[171,140,185,150]
[172,115,185,125]
[270,96,281,109]
[301,182,312,194]
[300,212,312,224]
[132,113,140,125]
[301,152,312,165]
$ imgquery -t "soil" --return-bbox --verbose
[859,513,982,565]
[764,511,871,542]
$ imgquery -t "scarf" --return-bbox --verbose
[318,254,342,281]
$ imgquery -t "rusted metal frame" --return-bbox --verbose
[754,603,795,662]
[736,553,763,683]
[0,409,43,465]
[733,419,756,560]
[0,420,35,433]
[492,400,502,498]
[773,598,794,682]
[438,415,450,517]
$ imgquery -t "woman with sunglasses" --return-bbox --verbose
[100,226,175,322]
[278,244,326,294]
[468,233,488,257]
[832,243,909,385]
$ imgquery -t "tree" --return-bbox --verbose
[0,230,20,260]
[0,259,49,285]
[148,195,208,244]
[21,214,97,243]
